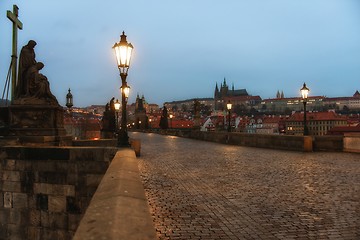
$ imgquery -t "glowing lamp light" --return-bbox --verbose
[120,85,130,99]
[300,83,310,100]
[113,31,133,73]
[114,99,121,111]
[226,100,232,110]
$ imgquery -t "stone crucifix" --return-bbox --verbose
[7,5,23,101]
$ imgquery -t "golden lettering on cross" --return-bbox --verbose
[7,4,23,101]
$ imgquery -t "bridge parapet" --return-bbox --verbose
[344,133,360,153]
[141,129,357,152]
[73,148,156,240]
[0,146,117,239]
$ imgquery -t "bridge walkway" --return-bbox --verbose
[132,132,360,240]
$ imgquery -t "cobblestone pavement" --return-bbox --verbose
[133,132,360,240]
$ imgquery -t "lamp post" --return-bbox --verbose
[300,83,310,136]
[169,114,173,129]
[226,100,232,132]
[114,99,120,134]
[113,31,133,147]
[66,88,73,109]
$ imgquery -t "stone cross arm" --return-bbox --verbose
[7,5,23,30]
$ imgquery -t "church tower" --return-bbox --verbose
[214,83,219,98]
[220,78,228,97]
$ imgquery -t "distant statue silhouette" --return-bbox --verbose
[101,99,117,132]
[159,106,169,129]
[15,40,37,98]
[108,97,116,131]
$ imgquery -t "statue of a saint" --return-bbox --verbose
[15,40,37,98]
[26,62,58,104]
[13,41,59,105]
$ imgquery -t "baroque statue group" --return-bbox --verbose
[14,40,58,105]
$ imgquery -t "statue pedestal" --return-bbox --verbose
[100,129,115,139]
[0,104,72,146]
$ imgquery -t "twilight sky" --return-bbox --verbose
[1,0,360,107]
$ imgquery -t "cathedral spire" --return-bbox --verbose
[214,83,219,98]
[223,77,227,87]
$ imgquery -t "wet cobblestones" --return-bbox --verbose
[134,132,360,240]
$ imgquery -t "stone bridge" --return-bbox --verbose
[1,132,360,239]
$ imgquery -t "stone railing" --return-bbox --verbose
[147,129,313,152]
[141,129,360,152]
[73,148,156,240]
[343,133,360,153]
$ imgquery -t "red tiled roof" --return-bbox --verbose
[328,124,360,135]
[170,120,194,128]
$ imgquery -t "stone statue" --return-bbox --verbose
[101,104,110,131]
[15,40,37,99]
[108,97,116,131]
[26,62,58,104]
[101,100,116,132]
[13,41,59,106]
[159,106,169,129]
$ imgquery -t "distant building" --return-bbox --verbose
[327,124,360,135]
[256,115,287,134]
[286,111,347,136]
[259,96,325,113]
[323,90,360,111]
[214,78,261,111]
[164,98,214,114]
[259,90,360,114]
[64,111,101,140]
[85,105,106,115]
[168,119,194,129]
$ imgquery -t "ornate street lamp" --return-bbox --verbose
[114,99,120,133]
[226,100,232,132]
[113,31,134,147]
[300,83,310,136]
[66,88,73,109]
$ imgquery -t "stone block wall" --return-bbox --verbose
[343,133,360,153]
[0,146,117,240]
[313,135,343,152]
